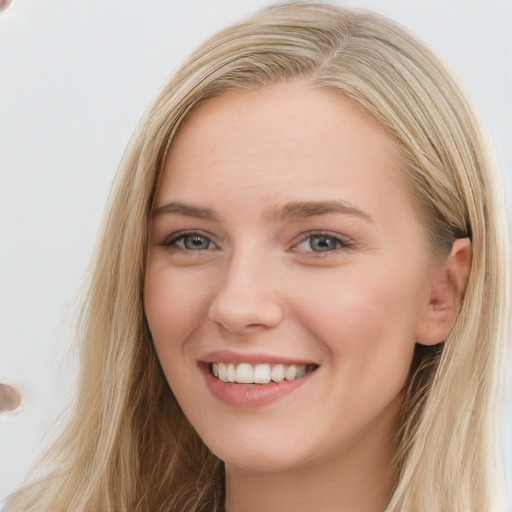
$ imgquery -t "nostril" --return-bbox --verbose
[207,292,285,334]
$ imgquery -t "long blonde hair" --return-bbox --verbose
[6,2,509,511]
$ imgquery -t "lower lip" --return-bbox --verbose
[201,364,317,408]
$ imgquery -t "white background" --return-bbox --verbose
[1,0,511,509]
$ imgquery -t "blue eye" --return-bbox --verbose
[182,235,212,250]
[163,232,215,251]
[310,236,338,252]
[296,233,348,253]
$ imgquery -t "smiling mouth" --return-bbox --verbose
[211,362,318,384]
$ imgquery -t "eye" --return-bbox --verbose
[163,232,216,251]
[295,233,350,253]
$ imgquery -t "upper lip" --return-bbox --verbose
[199,349,317,366]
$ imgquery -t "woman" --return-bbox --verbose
[6,2,509,511]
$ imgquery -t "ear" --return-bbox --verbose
[416,238,471,346]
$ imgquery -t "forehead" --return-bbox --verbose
[157,83,407,216]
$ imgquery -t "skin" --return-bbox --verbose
[144,83,470,512]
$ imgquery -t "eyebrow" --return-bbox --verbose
[152,201,217,220]
[152,199,374,223]
[265,200,374,223]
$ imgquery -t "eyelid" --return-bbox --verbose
[292,230,353,253]
[161,230,218,250]
[158,229,353,254]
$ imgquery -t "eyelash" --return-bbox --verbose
[294,231,353,254]
[161,230,352,254]
[161,231,217,251]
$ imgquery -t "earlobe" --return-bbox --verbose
[416,238,472,346]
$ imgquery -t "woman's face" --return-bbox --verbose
[144,83,438,474]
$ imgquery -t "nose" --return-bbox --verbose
[207,250,285,334]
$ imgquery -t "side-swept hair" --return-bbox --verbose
[6,2,509,511]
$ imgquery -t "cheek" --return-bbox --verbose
[143,266,214,413]
[144,266,210,356]
[298,263,423,332]
[289,263,426,378]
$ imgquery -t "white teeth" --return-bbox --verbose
[227,363,236,382]
[284,364,297,381]
[213,362,313,384]
[218,362,227,382]
[254,364,271,384]
[296,366,306,378]
[236,363,253,383]
[271,364,285,382]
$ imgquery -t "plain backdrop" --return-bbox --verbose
[1,0,511,509]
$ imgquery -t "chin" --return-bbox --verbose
[207,437,313,474]
[222,452,305,474]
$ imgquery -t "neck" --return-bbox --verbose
[224,412,397,512]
